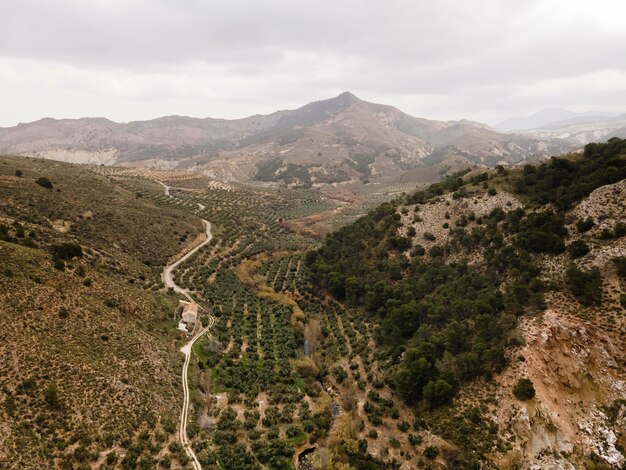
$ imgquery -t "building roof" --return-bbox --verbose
[182,302,198,316]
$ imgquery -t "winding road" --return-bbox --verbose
[159,180,214,470]
[162,219,212,301]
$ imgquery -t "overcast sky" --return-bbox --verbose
[1,0,625,127]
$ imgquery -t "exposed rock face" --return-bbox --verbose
[493,182,626,469]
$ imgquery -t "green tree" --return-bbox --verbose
[423,379,454,407]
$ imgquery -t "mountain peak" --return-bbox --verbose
[336,91,359,100]
[330,91,362,107]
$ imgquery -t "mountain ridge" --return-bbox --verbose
[0,92,573,185]
[496,107,620,131]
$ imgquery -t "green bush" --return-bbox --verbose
[51,242,83,260]
[565,265,602,306]
[45,383,59,407]
[568,240,589,259]
[599,228,614,239]
[35,177,53,189]
[424,446,439,459]
[613,257,626,278]
[512,378,535,400]
[576,217,595,233]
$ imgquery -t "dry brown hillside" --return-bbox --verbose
[0,156,204,468]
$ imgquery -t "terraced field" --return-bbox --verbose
[97,168,428,469]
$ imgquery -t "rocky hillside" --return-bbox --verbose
[0,93,572,186]
[307,138,626,468]
[0,156,203,468]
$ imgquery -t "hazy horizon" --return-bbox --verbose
[1,0,625,127]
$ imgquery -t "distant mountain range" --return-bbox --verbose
[0,93,581,186]
[518,112,626,145]
[495,107,618,131]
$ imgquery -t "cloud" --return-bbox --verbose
[0,0,625,126]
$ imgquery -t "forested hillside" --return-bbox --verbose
[307,138,626,467]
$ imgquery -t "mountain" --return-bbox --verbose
[496,107,618,131]
[523,113,626,145]
[0,92,572,186]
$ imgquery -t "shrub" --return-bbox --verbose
[424,446,439,459]
[411,244,425,256]
[51,242,83,260]
[35,177,53,189]
[15,169,23,177]
[429,245,444,257]
[333,366,347,384]
[512,378,535,400]
[565,265,602,306]
[613,257,626,279]
[45,383,59,407]
[567,240,589,259]
[576,217,595,233]
[487,188,497,196]
[106,452,117,465]
[599,228,614,239]
[286,425,301,438]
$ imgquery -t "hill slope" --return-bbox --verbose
[0,93,572,186]
[0,156,203,468]
[307,138,626,468]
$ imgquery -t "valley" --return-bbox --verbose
[0,138,625,469]
[2,1,625,469]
